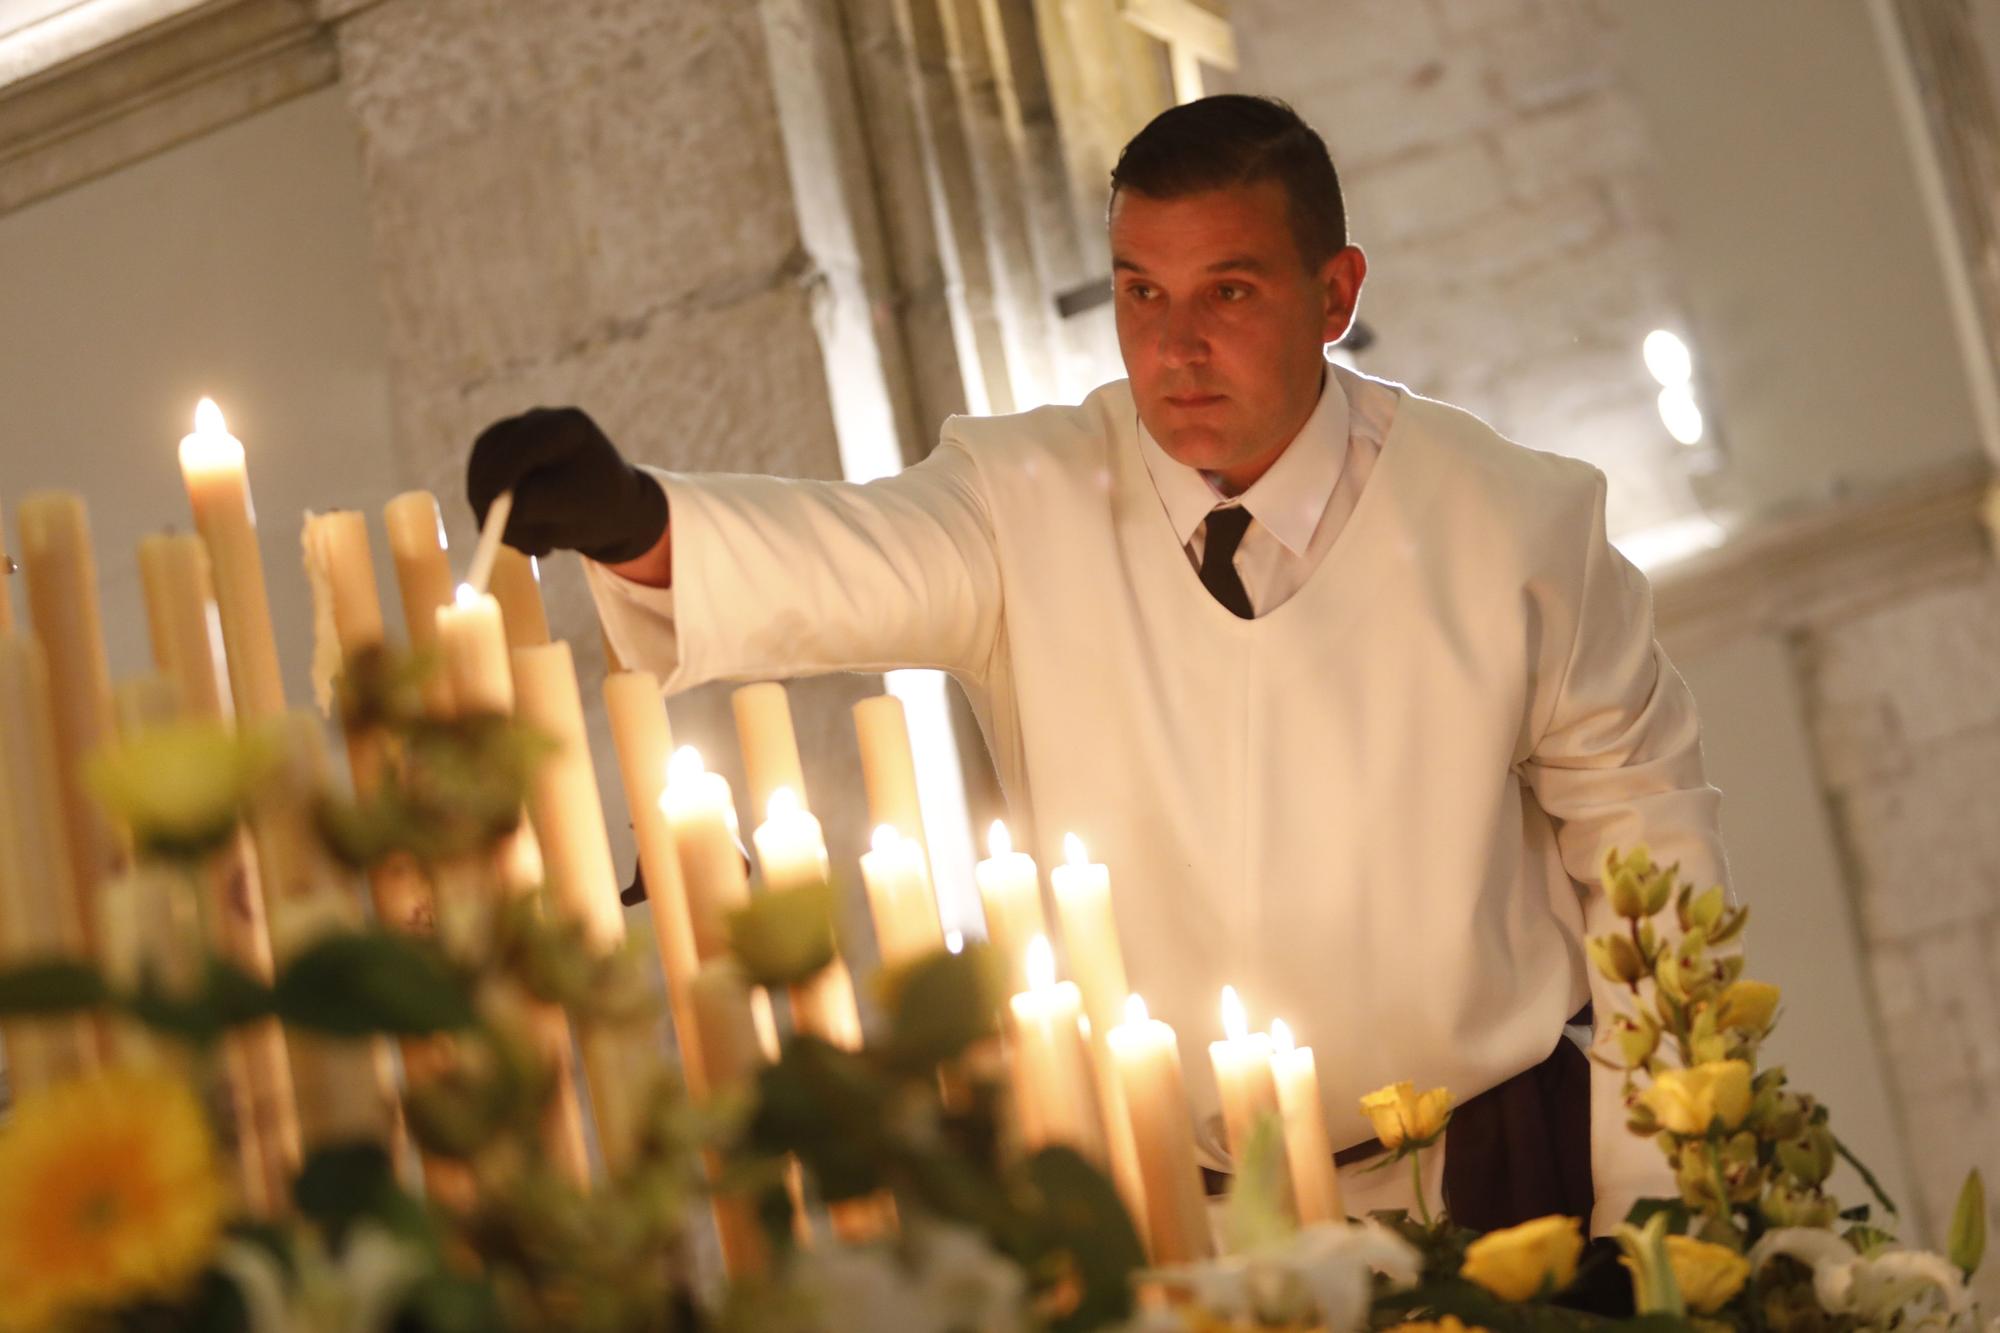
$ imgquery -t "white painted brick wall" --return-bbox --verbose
[1232,0,1702,537]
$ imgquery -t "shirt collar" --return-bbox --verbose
[1136,367,1350,557]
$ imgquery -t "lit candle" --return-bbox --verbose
[602,671,703,1075]
[975,821,1047,991]
[732,681,807,821]
[0,631,99,1094]
[177,399,285,720]
[689,959,778,1277]
[511,639,640,1172]
[853,694,925,846]
[15,492,122,960]
[435,584,510,713]
[858,823,942,967]
[138,533,231,720]
[662,746,751,962]
[1007,935,1106,1162]
[489,547,551,648]
[381,491,456,715]
[1209,986,1295,1220]
[1271,1019,1343,1226]
[253,712,397,1151]
[1049,832,1127,1040]
[750,786,829,893]
[1107,993,1213,1263]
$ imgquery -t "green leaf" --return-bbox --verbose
[1950,1168,1986,1277]
[121,959,273,1044]
[293,1141,432,1249]
[1016,1146,1145,1333]
[273,931,474,1036]
[0,957,108,1014]
[726,881,837,987]
[1835,1134,1901,1220]
[884,945,1000,1071]
[1623,1197,1692,1233]
[751,1036,890,1201]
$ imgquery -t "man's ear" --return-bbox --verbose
[1318,245,1367,344]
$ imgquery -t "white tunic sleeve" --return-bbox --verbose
[1519,467,1730,1234]
[584,439,1002,691]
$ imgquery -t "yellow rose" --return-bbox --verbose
[1664,1234,1751,1314]
[88,721,266,858]
[1640,1061,1753,1135]
[1715,980,1780,1034]
[1460,1214,1583,1302]
[1359,1080,1452,1150]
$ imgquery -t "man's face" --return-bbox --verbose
[1110,179,1365,493]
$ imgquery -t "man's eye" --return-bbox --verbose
[1216,284,1249,302]
[1123,283,1156,301]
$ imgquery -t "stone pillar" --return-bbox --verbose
[325,0,878,936]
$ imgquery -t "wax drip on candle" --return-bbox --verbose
[1064,832,1089,866]
[1125,992,1149,1026]
[1221,985,1249,1042]
[1271,1017,1295,1055]
[1026,934,1055,991]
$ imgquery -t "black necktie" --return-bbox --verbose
[1199,505,1255,619]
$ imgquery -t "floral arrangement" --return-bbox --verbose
[0,653,1986,1333]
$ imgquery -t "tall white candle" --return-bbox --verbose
[178,399,285,721]
[1208,986,1294,1220]
[1048,832,1127,1040]
[975,820,1047,992]
[1271,1019,1343,1225]
[732,681,807,821]
[381,491,456,716]
[662,746,750,962]
[750,786,829,893]
[1108,993,1213,1264]
[1007,935,1106,1162]
[858,823,942,967]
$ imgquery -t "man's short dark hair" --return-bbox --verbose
[1109,95,1347,269]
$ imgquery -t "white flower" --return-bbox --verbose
[219,1225,427,1333]
[1749,1228,1976,1330]
[1145,1221,1420,1332]
[786,1221,1028,1332]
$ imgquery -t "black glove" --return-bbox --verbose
[466,406,669,563]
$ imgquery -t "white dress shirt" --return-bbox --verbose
[1137,366,1400,616]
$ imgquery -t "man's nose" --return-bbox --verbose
[1157,302,1208,367]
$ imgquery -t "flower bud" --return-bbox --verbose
[1665,1234,1751,1315]
[1715,980,1779,1035]
[1776,1127,1834,1187]
[1612,1013,1661,1067]
[1759,1182,1838,1230]
[1460,1215,1583,1302]
[1589,934,1649,987]
[1949,1168,1986,1278]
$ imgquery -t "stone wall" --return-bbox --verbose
[1796,562,2000,1298]
[1229,0,1701,536]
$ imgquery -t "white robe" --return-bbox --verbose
[588,370,1727,1233]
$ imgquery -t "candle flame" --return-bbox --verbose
[1271,1017,1295,1055]
[453,582,480,608]
[1063,832,1088,867]
[1221,985,1248,1042]
[988,819,1012,858]
[945,929,964,955]
[667,745,706,786]
[871,823,901,855]
[766,786,801,823]
[1124,993,1149,1027]
[1026,934,1054,991]
[194,397,226,435]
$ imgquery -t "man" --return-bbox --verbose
[467,95,1726,1240]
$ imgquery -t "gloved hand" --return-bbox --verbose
[466,406,669,563]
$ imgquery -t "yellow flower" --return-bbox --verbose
[0,1070,227,1330]
[1664,1234,1751,1313]
[1387,1318,1490,1333]
[88,721,266,858]
[1460,1215,1583,1302]
[1715,980,1780,1034]
[1359,1081,1452,1150]
[1640,1060,1753,1136]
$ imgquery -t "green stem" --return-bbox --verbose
[1412,1147,1433,1230]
